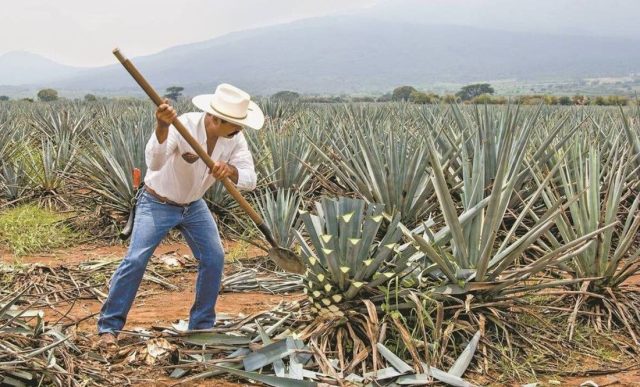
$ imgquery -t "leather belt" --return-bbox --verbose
[143,184,190,207]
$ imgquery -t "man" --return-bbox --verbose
[97,83,264,349]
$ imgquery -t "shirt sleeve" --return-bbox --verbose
[145,116,181,171]
[228,132,257,191]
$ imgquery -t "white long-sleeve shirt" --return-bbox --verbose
[144,112,257,203]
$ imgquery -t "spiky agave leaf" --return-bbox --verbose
[0,112,27,201]
[312,121,435,229]
[254,188,303,249]
[537,142,640,289]
[259,98,302,120]
[77,111,152,217]
[246,117,325,193]
[411,105,607,295]
[30,107,92,145]
[0,161,28,201]
[204,180,238,215]
[17,136,77,210]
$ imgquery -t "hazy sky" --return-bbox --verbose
[2,0,639,67]
[367,0,640,38]
[0,0,375,67]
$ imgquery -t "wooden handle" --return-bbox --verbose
[112,48,266,227]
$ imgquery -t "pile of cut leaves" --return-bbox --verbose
[0,284,480,386]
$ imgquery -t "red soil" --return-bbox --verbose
[5,241,640,386]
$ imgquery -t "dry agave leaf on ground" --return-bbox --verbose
[0,256,198,308]
[154,253,187,269]
[209,331,481,386]
[133,337,177,365]
[221,268,303,293]
[0,286,130,386]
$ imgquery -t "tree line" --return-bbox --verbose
[0,84,634,106]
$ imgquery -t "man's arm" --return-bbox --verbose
[227,132,257,190]
[145,100,179,171]
[208,133,256,188]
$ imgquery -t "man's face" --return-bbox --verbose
[206,113,243,138]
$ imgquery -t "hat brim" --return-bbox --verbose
[192,94,265,130]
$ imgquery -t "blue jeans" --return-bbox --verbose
[97,188,224,335]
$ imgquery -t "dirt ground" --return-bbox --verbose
[2,240,295,386]
[3,241,640,386]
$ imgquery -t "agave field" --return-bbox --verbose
[1,98,640,385]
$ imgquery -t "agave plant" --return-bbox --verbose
[620,107,640,171]
[254,188,302,250]
[246,118,325,193]
[313,121,435,229]
[0,161,28,202]
[77,110,152,218]
[539,145,640,288]
[30,107,92,144]
[534,142,640,341]
[204,181,238,217]
[19,136,76,209]
[259,98,302,120]
[410,106,608,297]
[294,196,420,316]
[0,112,26,201]
[0,110,15,163]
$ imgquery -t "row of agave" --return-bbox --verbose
[1,99,640,379]
[248,103,640,376]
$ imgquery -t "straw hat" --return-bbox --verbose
[192,83,264,130]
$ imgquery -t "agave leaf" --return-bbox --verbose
[181,332,251,346]
[213,365,317,387]
[376,343,413,374]
[448,331,481,377]
[424,131,468,263]
[397,365,476,387]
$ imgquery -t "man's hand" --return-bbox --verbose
[155,98,177,143]
[210,161,238,184]
[156,99,177,126]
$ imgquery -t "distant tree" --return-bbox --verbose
[493,96,507,104]
[0,96,9,101]
[392,86,417,101]
[410,91,440,104]
[21,98,34,102]
[607,95,629,106]
[300,95,345,103]
[351,96,375,102]
[37,88,58,102]
[164,86,184,101]
[456,83,494,101]
[543,95,558,105]
[558,96,572,105]
[471,94,494,104]
[84,93,97,102]
[272,90,300,101]
[377,93,393,102]
[442,94,457,104]
[516,95,545,105]
[593,96,607,106]
[572,95,588,105]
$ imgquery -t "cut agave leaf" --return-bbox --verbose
[243,340,292,372]
[448,331,481,377]
[213,365,317,387]
[376,343,413,374]
[181,332,251,346]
